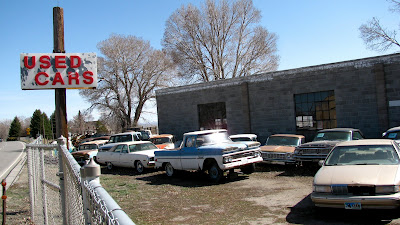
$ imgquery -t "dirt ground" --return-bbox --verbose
[100,163,400,225]
[5,163,400,224]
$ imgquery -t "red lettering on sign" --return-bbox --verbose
[52,72,65,85]
[82,71,94,84]
[70,55,81,68]
[55,56,66,68]
[24,56,35,69]
[39,55,51,69]
[35,72,49,85]
[68,72,80,85]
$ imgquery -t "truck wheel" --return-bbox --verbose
[208,163,222,182]
[135,161,145,174]
[106,162,113,170]
[241,163,255,174]
[165,163,175,177]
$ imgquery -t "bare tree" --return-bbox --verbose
[359,0,400,52]
[80,34,175,130]
[162,0,279,83]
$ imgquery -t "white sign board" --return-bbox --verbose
[20,53,97,90]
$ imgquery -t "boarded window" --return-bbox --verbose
[198,102,227,130]
[295,90,336,130]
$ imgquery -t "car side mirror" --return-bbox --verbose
[318,160,324,167]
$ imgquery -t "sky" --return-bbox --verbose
[0,0,399,126]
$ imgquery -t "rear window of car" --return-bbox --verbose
[383,131,400,140]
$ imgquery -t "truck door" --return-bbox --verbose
[180,135,200,170]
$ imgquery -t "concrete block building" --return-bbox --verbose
[156,53,400,143]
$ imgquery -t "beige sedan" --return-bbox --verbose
[312,139,400,209]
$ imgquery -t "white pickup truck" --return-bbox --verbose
[154,129,262,182]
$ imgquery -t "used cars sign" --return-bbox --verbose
[20,53,97,90]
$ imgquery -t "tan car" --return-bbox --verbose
[72,139,108,165]
[260,134,305,164]
[312,139,400,209]
[149,134,175,149]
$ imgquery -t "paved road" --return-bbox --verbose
[0,141,25,183]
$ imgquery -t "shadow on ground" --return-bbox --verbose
[286,194,400,225]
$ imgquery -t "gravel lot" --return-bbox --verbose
[5,162,400,224]
[99,163,400,225]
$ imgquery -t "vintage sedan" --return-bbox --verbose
[150,134,175,149]
[96,141,159,174]
[260,134,305,164]
[312,139,400,209]
[72,140,108,165]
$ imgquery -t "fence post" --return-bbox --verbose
[81,158,101,225]
[27,146,35,222]
[39,148,49,225]
[57,136,67,225]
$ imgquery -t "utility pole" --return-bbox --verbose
[53,7,67,225]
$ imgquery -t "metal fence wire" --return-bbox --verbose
[26,136,135,225]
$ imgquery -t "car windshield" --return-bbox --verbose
[325,145,399,166]
[266,136,300,146]
[197,132,231,146]
[150,137,171,145]
[313,131,351,141]
[78,144,98,151]
[383,131,400,140]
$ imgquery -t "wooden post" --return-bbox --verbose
[2,179,6,225]
[53,7,68,142]
[53,7,67,225]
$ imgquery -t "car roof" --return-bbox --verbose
[229,134,257,138]
[269,134,305,138]
[385,126,400,133]
[318,128,361,133]
[150,134,173,138]
[113,141,153,145]
[185,129,227,136]
[336,139,394,147]
[80,140,108,145]
[111,131,141,136]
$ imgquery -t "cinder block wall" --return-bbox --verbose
[156,53,400,143]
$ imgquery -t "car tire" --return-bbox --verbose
[106,162,113,170]
[165,162,175,177]
[241,163,255,174]
[208,163,222,183]
[135,161,145,174]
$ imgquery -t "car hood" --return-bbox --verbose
[315,165,400,185]
[260,145,295,153]
[72,150,97,156]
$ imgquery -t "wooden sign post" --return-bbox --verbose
[53,7,68,143]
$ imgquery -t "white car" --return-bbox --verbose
[96,141,159,174]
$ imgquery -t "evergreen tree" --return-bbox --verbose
[8,116,21,141]
[30,109,42,138]
[96,120,109,134]
[42,112,52,139]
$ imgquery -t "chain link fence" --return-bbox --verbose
[26,136,135,225]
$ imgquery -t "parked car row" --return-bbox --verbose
[72,126,400,210]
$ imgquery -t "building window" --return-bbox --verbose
[294,90,336,130]
[198,102,227,130]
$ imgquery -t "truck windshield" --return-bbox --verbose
[266,136,299,146]
[197,132,231,146]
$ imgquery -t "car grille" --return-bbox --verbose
[296,145,332,155]
[331,185,375,196]
[262,152,286,160]
[230,151,258,159]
